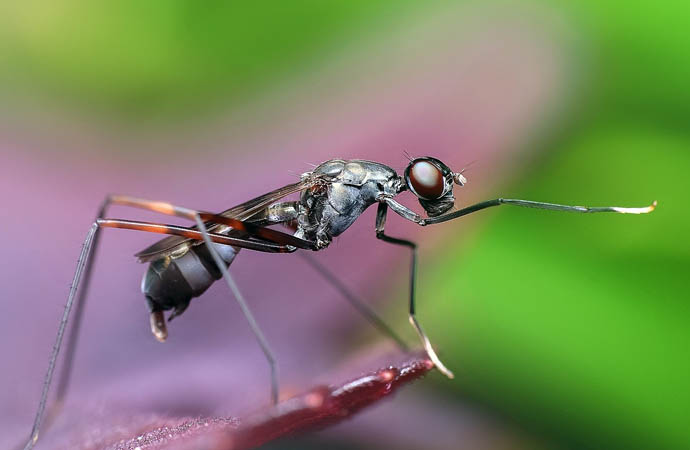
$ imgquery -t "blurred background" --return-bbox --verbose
[0,1,687,449]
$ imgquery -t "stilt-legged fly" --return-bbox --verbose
[22,157,656,449]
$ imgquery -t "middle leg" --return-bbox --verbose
[297,252,409,352]
[248,202,410,351]
[375,203,454,378]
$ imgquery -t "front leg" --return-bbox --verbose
[380,195,655,226]
[375,202,454,379]
[420,198,656,225]
[379,196,423,223]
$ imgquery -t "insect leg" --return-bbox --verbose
[52,200,269,426]
[247,202,409,349]
[374,202,454,379]
[23,223,98,450]
[60,192,302,396]
[98,196,282,403]
[191,215,280,404]
[247,202,409,352]
[97,219,293,253]
[420,198,657,225]
[25,192,123,449]
[50,197,111,427]
[106,194,316,249]
[103,217,287,402]
[250,201,409,350]
[25,215,300,448]
[297,252,409,352]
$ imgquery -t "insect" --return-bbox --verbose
[22,157,656,449]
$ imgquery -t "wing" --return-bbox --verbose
[135,176,320,262]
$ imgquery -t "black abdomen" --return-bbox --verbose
[141,243,239,319]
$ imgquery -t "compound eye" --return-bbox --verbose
[408,160,445,199]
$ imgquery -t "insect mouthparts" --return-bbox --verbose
[453,172,467,186]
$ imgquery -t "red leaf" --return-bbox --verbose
[98,357,433,450]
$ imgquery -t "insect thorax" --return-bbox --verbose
[297,159,401,247]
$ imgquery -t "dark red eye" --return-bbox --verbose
[408,160,445,199]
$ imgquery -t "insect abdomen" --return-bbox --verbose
[141,243,239,318]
